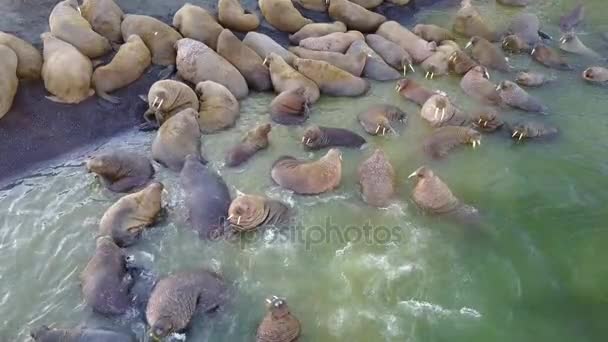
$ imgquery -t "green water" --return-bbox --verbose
[2,0,608,340]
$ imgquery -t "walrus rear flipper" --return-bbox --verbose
[139,121,160,132]
[108,176,150,193]
[538,30,552,41]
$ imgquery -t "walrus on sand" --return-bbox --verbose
[365,34,414,76]
[453,0,499,42]
[227,194,290,231]
[358,149,395,207]
[302,125,366,150]
[86,150,154,192]
[395,78,435,106]
[271,148,342,195]
[0,32,42,80]
[447,50,478,75]
[151,108,202,172]
[582,67,608,85]
[423,126,481,159]
[196,80,240,133]
[0,45,18,120]
[41,32,94,104]
[298,31,364,53]
[531,44,572,70]
[358,104,406,136]
[259,0,312,33]
[142,79,200,128]
[289,21,347,44]
[293,58,370,97]
[264,52,320,103]
[465,36,510,72]
[327,0,386,33]
[413,24,455,43]
[496,80,548,113]
[460,66,502,106]
[81,0,124,43]
[420,94,471,127]
[376,21,436,63]
[257,296,301,342]
[219,0,260,32]
[347,39,400,81]
[225,123,271,167]
[289,46,366,76]
[30,326,135,342]
[270,88,310,125]
[244,32,297,65]
[173,3,223,50]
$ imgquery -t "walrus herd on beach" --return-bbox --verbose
[7,0,603,340]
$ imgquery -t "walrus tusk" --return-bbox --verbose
[77,6,81,14]
[430,72,434,80]
[375,125,381,134]
[266,298,272,304]
[465,41,472,49]
[237,216,241,225]
[262,57,268,66]
[301,136,306,143]
[151,96,158,109]
[227,214,233,220]
[403,66,406,76]
[307,138,311,145]
[496,84,501,91]
[530,48,536,55]
[440,108,445,121]
[382,127,386,136]
[156,98,164,109]
[483,121,487,128]
[472,140,476,148]
[512,130,519,138]
[477,139,481,146]
[408,171,417,179]
[484,71,490,80]
[478,118,483,124]
[519,133,524,141]
[409,64,415,73]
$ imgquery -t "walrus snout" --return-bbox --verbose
[408,166,430,179]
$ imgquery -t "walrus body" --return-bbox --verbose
[413,24,454,43]
[420,94,471,127]
[302,125,366,150]
[271,149,342,195]
[376,21,436,63]
[173,3,223,50]
[196,80,240,133]
[497,80,547,113]
[421,42,459,78]
[350,0,384,9]
[531,44,572,70]
[298,31,364,53]
[265,52,320,103]
[582,67,608,85]
[225,123,271,167]
[144,80,200,127]
[289,46,366,76]
[30,326,135,342]
[0,32,42,79]
[244,32,297,65]
[219,0,260,32]
[0,45,18,120]
[358,104,406,135]
[327,0,386,33]
[423,126,481,158]
[293,0,327,12]
[259,0,312,33]
[466,36,510,72]
[460,66,502,106]
[270,88,310,125]
[448,50,477,75]
[507,13,543,45]
[365,34,413,75]
[151,108,201,172]
[358,149,395,207]
[81,0,124,43]
[560,3,584,33]
[256,297,301,342]
[289,21,347,44]
[227,194,289,231]
[121,14,182,66]
[515,71,551,87]
[559,33,601,59]
[347,40,400,81]
[293,58,370,97]
[509,120,558,141]
[453,0,499,42]
[86,150,154,192]
[395,78,435,106]
[217,29,271,91]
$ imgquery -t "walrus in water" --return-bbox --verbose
[244,32,297,65]
[270,88,310,125]
[506,12,547,46]
[453,0,499,42]
[358,104,406,136]
[227,195,290,231]
[86,150,154,193]
[173,3,224,50]
[559,32,601,59]
[421,42,460,79]
[217,29,271,91]
[49,0,111,58]
[420,94,471,127]
[146,269,227,340]
[259,0,312,33]
[471,108,503,132]
[501,34,531,54]
[327,0,386,33]
[81,0,124,43]
[30,326,135,342]
[395,78,435,106]
[509,120,558,142]
[180,155,231,239]
[0,45,18,120]
[302,125,366,150]
[423,126,481,159]
[219,0,259,32]
[413,24,455,43]
[41,32,93,104]
[256,296,301,342]
[151,108,202,172]
[298,31,364,53]
[496,80,547,113]
[176,38,249,99]
[196,80,240,133]
[225,123,271,167]
[289,21,347,44]
[347,40,400,81]
[0,32,42,80]
[142,79,200,128]
[365,34,414,76]
[99,182,164,247]
[271,148,342,195]
[358,149,395,207]
[460,66,502,106]
[92,34,151,103]
[289,46,366,76]
[81,236,133,315]
[465,36,510,72]
[447,50,477,75]
[264,52,320,103]
[293,58,370,97]
[582,67,608,85]
[497,0,532,6]
[293,0,327,12]
[376,21,436,63]
[515,71,552,87]
[531,44,572,70]
[560,2,584,33]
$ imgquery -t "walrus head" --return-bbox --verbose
[227,195,267,230]
[265,296,291,319]
[559,32,575,45]
[150,317,174,340]
[408,166,433,180]
[30,325,51,339]
[582,67,608,82]
[470,65,490,80]
[463,128,482,149]
[324,148,343,163]
[302,125,323,148]
[395,79,411,93]
[244,123,272,148]
[502,35,527,53]
[85,153,116,176]
[262,53,278,68]
[464,36,481,50]
[401,56,415,76]
[472,109,503,132]
[495,80,514,92]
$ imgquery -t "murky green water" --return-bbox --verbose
[2,0,608,341]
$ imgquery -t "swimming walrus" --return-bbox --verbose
[293,57,370,96]
[497,0,532,6]
[420,94,471,127]
[151,108,202,172]
[196,80,240,133]
[293,0,327,12]
[121,14,182,68]
[142,80,200,127]
[244,32,297,65]
[173,3,224,50]
[176,38,249,99]
[217,29,272,91]
[271,148,342,195]
[327,0,386,33]
[496,80,548,113]
[81,0,124,43]
[531,44,572,70]
[357,104,406,136]
[453,0,499,42]
[423,126,481,159]
[270,88,310,125]
[289,46,366,76]
[347,39,400,81]
[506,12,546,46]
[509,120,558,142]
[30,326,136,342]
[92,34,151,103]
[560,2,584,33]
[0,32,42,80]
[365,34,414,76]
[447,50,478,75]
[41,32,94,104]
[49,0,111,58]
[264,52,320,103]
[298,30,364,53]
[460,66,503,106]
[515,71,552,87]
[301,125,366,150]
[289,21,347,44]
[471,108,503,132]
[395,78,435,106]
[559,32,602,59]
[227,194,290,231]
[99,182,164,247]
[0,45,18,120]
[582,66,608,85]
[357,149,395,207]
[413,24,455,43]
[225,123,271,167]
[421,42,460,79]
[86,150,154,193]
[465,36,510,72]
[259,0,313,33]
[146,269,227,340]
[376,21,436,63]
[501,34,531,54]
[218,0,260,32]
[256,296,301,342]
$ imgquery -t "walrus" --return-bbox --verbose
[41,32,93,104]
[151,108,202,172]
[395,78,435,106]
[365,34,414,76]
[465,36,510,72]
[349,0,384,9]
[0,32,42,80]
[257,296,301,342]
[271,148,342,195]
[270,88,310,125]
[460,66,502,106]
[293,57,370,96]
[423,126,481,159]
[447,50,477,75]
[81,0,124,43]
[92,34,151,103]
[421,42,459,79]
[327,0,386,33]
[357,104,406,135]
[560,2,584,33]
[173,3,223,50]
[244,32,297,65]
[86,150,154,192]
[413,24,455,43]
[289,46,366,76]
[497,0,532,6]
[264,52,320,103]
[358,149,395,207]
[227,195,290,231]
[293,0,327,12]
[471,108,503,132]
[180,155,231,239]
[377,21,436,64]
[420,94,471,127]
[218,0,260,32]
[385,0,410,4]
[531,44,572,70]
[81,236,133,315]
[142,80,200,127]
[501,34,531,54]
[0,45,18,120]
[506,13,546,46]
[99,182,164,247]
[196,80,240,133]
[49,0,111,58]
[496,80,547,113]
[146,269,227,340]
[515,71,552,87]
[347,39,400,81]
[559,32,601,59]
[301,125,366,150]
[225,123,271,167]
[582,67,608,85]
[289,21,347,44]
[259,0,313,33]
[176,38,249,99]
[30,326,136,342]
[121,14,182,69]
[298,30,364,53]
[453,0,499,42]
[509,120,558,142]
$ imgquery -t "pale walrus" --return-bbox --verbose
[293,58,370,97]
[219,0,260,32]
[559,32,602,59]
[298,30,364,53]
[99,182,164,247]
[121,14,182,67]
[196,80,240,133]
[92,34,151,103]
[420,94,471,127]
[496,80,547,113]
[270,88,310,125]
[41,32,93,104]
[217,29,271,91]
[0,32,42,80]
[271,148,342,195]
[347,39,400,81]
[453,0,499,42]
[289,46,366,76]
[582,67,608,85]
[227,195,290,231]
[176,38,249,99]
[376,21,436,63]
[460,66,502,106]
[244,32,297,65]
[256,296,301,342]
[264,52,320,103]
[509,120,558,142]
[421,42,460,79]
[327,0,386,33]
[515,71,552,87]
[349,0,384,9]
[81,0,124,43]
[423,126,481,159]
[531,44,572,70]
[173,3,223,50]
[30,326,136,342]
[413,24,455,43]
[465,36,510,72]
[395,78,435,106]
[143,80,200,127]
[301,125,366,150]
[289,21,347,44]
[447,50,478,75]
[225,123,271,167]
[146,269,227,340]
[259,0,313,33]
[0,45,18,120]
[151,108,202,172]
[85,150,154,192]
[365,34,414,76]
[358,149,395,207]
[293,0,327,12]
[49,0,111,58]
[358,104,406,136]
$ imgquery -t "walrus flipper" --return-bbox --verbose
[98,91,120,104]
[107,176,149,193]
[158,65,176,79]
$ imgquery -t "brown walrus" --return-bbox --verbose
[347,40,400,81]
[447,50,478,75]
[376,21,436,63]
[86,150,154,192]
[471,108,503,132]
[259,0,313,33]
[421,42,460,79]
[41,32,94,104]
[413,24,455,43]
[509,120,558,142]
[81,0,124,43]
[289,46,366,76]
[357,104,406,136]
[423,126,481,159]
[460,66,502,106]
[271,148,342,195]
[501,34,531,54]
[196,80,240,133]
[264,52,320,103]
[30,326,136,342]
[99,182,164,247]
[289,21,347,44]
[395,78,435,106]
[121,14,182,66]
[0,32,42,80]
[92,34,151,103]
[293,0,327,12]
[173,3,224,50]
[151,108,202,172]
[142,80,199,127]
[582,67,608,85]
[301,125,366,150]
[358,149,395,207]
[327,0,386,33]
[298,30,364,53]
[49,0,111,58]
[465,36,510,72]
[219,0,260,32]
[531,44,572,70]
[0,45,18,120]
[225,123,271,167]
[227,195,290,231]
[420,94,471,127]
[293,57,370,97]
[453,0,500,42]
[257,296,301,342]
[244,32,297,65]
[270,88,310,125]
[365,34,414,76]
[496,80,548,113]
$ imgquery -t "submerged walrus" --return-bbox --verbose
[465,36,510,72]
[173,3,223,50]
[298,31,364,53]
[515,71,552,87]
[560,2,584,33]
[509,120,558,142]
[327,0,386,33]
[423,126,481,159]
[395,78,435,106]
[531,44,572,70]
[0,45,18,120]
[413,24,455,43]
[227,194,290,231]
[86,150,154,193]
[559,32,601,59]
[0,32,42,80]
[420,94,471,127]
[256,296,301,342]
[302,125,366,150]
[218,0,260,32]
[271,148,342,195]
[269,88,310,125]
[293,58,370,97]
[289,46,366,76]
[143,79,200,127]
[496,80,547,113]
[217,29,271,91]
[365,34,414,75]
[81,0,124,43]
[30,326,136,342]
[121,14,182,68]
[151,108,202,172]
[347,39,400,81]
[244,32,297,65]
[264,52,320,103]
[358,149,395,207]
[448,50,478,75]
[289,21,347,44]
[376,21,436,63]
[460,66,502,106]
[582,66,608,85]
[453,0,499,42]
[196,80,240,133]
[225,123,271,167]
[259,0,313,33]
[357,104,406,136]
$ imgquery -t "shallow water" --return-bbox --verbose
[2,0,608,341]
